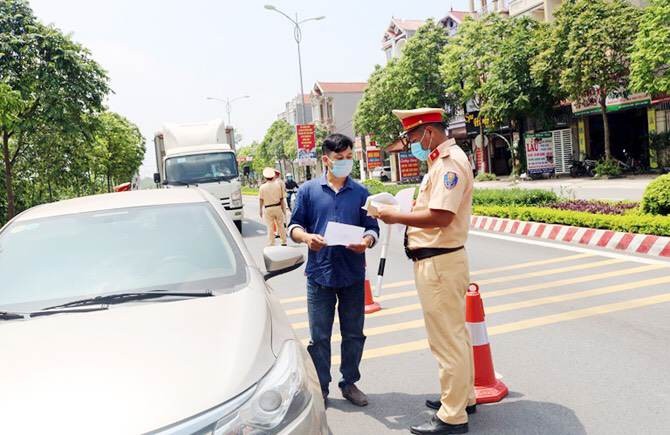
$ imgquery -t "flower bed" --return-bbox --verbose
[547,199,639,215]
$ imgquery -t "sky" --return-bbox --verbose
[29,0,473,176]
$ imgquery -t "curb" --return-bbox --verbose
[470,216,670,259]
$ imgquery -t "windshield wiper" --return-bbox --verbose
[42,290,214,311]
[166,180,191,186]
[0,311,24,320]
[1,307,109,321]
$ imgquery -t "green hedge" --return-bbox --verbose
[473,205,670,236]
[640,174,670,215]
[242,187,259,195]
[473,188,557,206]
[362,179,417,196]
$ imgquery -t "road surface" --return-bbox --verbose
[241,196,670,434]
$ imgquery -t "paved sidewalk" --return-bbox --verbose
[475,175,657,201]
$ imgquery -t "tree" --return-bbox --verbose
[258,119,294,175]
[534,0,641,160]
[91,112,145,192]
[355,19,450,147]
[630,0,670,95]
[0,0,109,220]
[441,14,555,175]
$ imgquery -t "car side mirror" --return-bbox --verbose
[153,173,161,184]
[263,246,304,280]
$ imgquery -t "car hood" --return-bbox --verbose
[0,284,276,434]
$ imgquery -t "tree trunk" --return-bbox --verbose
[600,94,611,160]
[2,131,16,220]
[107,171,112,193]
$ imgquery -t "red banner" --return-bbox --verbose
[296,124,316,151]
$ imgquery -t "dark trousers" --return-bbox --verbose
[306,278,366,395]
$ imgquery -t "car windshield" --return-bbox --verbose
[165,152,238,185]
[0,202,247,311]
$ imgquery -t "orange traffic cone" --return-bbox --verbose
[364,262,381,314]
[466,283,508,404]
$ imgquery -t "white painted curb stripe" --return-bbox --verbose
[466,321,489,346]
[471,215,670,259]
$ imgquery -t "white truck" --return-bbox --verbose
[153,119,244,231]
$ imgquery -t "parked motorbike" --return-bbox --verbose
[569,158,597,177]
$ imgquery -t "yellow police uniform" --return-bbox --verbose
[395,109,476,426]
[259,169,287,246]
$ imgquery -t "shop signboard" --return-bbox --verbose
[525,132,555,175]
[398,151,421,183]
[572,89,651,116]
[366,147,382,171]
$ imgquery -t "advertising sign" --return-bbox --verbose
[366,147,382,171]
[398,151,421,183]
[572,89,651,116]
[296,124,317,165]
[524,132,555,175]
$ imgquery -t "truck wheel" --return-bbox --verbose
[235,220,242,233]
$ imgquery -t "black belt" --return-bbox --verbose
[406,246,464,262]
[264,202,282,208]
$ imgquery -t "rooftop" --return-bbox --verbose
[313,82,368,94]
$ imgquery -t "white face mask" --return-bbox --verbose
[328,158,354,178]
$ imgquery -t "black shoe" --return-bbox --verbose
[322,390,328,409]
[425,399,476,414]
[341,384,368,406]
[410,414,469,434]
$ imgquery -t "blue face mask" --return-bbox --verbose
[410,128,432,161]
[329,158,354,178]
[410,142,430,161]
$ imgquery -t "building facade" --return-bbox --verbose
[277,94,313,126]
[310,82,367,140]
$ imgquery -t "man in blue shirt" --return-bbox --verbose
[289,133,380,408]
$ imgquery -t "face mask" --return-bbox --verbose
[329,158,354,178]
[410,129,431,161]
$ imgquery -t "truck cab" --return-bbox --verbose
[154,120,244,231]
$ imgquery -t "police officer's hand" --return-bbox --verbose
[377,207,401,225]
[305,234,327,252]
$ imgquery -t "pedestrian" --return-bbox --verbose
[375,108,476,435]
[285,173,299,210]
[288,133,380,408]
[259,167,287,246]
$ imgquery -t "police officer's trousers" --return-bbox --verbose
[414,248,476,425]
[264,206,286,246]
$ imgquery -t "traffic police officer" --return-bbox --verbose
[376,108,476,435]
[259,167,287,246]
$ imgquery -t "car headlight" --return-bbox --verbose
[168,340,311,435]
[231,189,243,208]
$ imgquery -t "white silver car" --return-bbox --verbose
[0,189,327,435]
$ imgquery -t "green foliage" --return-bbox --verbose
[474,204,670,236]
[473,188,557,206]
[595,159,622,177]
[630,0,670,95]
[640,174,670,215]
[535,0,641,160]
[649,132,670,167]
[475,172,497,182]
[362,179,416,196]
[0,0,111,221]
[354,20,449,147]
[442,14,555,128]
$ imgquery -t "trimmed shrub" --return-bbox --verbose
[640,174,670,216]
[473,205,670,236]
[475,172,497,182]
[595,159,622,177]
[473,188,557,206]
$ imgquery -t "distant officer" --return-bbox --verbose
[259,167,287,246]
[376,108,476,435]
[285,173,299,210]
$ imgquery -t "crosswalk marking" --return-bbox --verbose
[477,258,625,285]
[305,274,670,345]
[331,292,670,364]
[280,253,599,307]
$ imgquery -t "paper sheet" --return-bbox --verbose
[324,221,365,246]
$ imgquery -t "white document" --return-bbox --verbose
[324,221,365,246]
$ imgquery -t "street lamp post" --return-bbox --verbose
[264,5,324,125]
[206,95,250,147]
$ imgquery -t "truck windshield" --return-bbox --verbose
[165,152,238,185]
